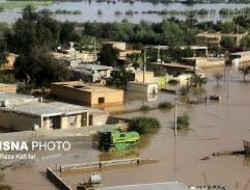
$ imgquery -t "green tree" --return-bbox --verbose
[5,5,61,55]
[7,6,70,87]
[177,113,190,130]
[185,11,197,27]
[14,48,69,87]
[128,53,142,70]
[106,67,134,89]
[220,22,235,33]
[128,117,161,134]
[59,21,81,46]
[220,36,236,49]
[98,44,119,67]
[190,73,207,87]
[161,20,185,47]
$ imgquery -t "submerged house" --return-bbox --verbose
[51,81,124,107]
[0,92,88,131]
[0,92,109,131]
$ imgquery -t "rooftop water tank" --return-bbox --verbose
[1,100,9,107]
[89,174,101,184]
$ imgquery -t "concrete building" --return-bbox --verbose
[195,32,221,48]
[182,57,225,69]
[102,41,126,51]
[195,31,248,48]
[228,51,250,65]
[0,92,89,131]
[180,45,208,56]
[102,181,189,190]
[52,51,96,64]
[71,63,113,83]
[88,107,109,126]
[127,82,158,102]
[0,53,17,71]
[51,81,124,107]
[134,71,155,83]
[0,83,16,93]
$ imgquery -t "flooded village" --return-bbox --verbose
[0,1,250,190]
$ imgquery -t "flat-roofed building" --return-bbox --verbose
[102,181,190,190]
[134,71,155,83]
[51,81,124,107]
[0,83,17,93]
[127,82,158,102]
[0,53,18,71]
[71,63,113,83]
[102,41,126,51]
[228,51,250,65]
[182,57,225,69]
[0,92,89,131]
[195,31,248,48]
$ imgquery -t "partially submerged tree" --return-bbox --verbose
[239,65,250,82]
[177,113,190,130]
[128,117,161,134]
[190,73,207,87]
[213,73,223,86]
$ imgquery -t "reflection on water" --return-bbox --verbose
[3,68,250,189]
[243,156,250,166]
[98,147,140,161]
[0,2,250,23]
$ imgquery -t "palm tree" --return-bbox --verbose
[190,73,207,87]
[128,53,142,70]
[22,5,39,23]
[239,65,250,82]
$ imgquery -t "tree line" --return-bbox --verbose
[1,6,250,87]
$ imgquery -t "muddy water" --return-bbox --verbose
[3,68,250,190]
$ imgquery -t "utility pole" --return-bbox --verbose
[93,37,97,62]
[143,48,147,83]
[157,46,160,63]
[227,69,230,102]
[174,90,178,136]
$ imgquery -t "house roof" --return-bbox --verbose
[74,64,113,71]
[52,81,123,94]
[230,51,250,56]
[0,92,37,105]
[3,101,87,117]
[101,182,190,190]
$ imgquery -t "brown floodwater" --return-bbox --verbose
[2,67,250,190]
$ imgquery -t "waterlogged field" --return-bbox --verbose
[1,67,250,190]
[0,1,250,23]
[0,1,52,9]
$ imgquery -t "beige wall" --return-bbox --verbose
[134,71,155,83]
[0,83,16,93]
[91,91,123,106]
[0,109,88,131]
[61,116,68,129]
[90,113,109,126]
[0,53,16,71]
[51,85,91,105]
[0,110,41,131]
[196,58,225,68]
[239,55,250,63]
[51,84,124,106]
